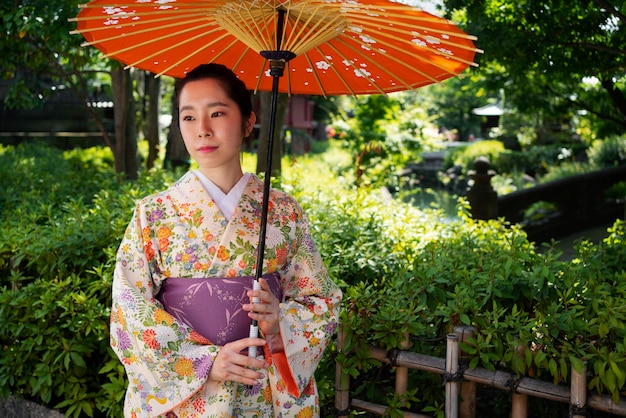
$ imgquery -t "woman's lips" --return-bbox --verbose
[197,145,217,153]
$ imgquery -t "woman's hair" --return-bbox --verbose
[175,63,253,119]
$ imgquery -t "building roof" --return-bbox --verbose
[472,102,504,116]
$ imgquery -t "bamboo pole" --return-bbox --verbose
[512,340,528,418]
[335,323,350,418]
[351,399,431,417]
[570,360,587,418]
[446,333,460,418]
[366,344,446,373]
[512,389,528,418]
[588,393,624,414]
[395,332,411,407]
[454,326,477,418]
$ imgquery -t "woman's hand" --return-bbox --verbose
[244,277,280,337]
[208,338,267,385]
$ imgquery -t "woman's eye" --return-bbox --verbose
[181,115,194,121]
[211,111,223,118]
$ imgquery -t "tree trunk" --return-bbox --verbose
[256,91,289,177]
[164,93,190,171]
[143,72,161,169]
[111,65,139,180]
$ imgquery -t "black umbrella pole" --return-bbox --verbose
[249,59,285,358]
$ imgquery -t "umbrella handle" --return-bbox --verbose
[248,279,263,358]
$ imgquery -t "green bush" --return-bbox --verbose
[587,134,626,168]
[1,143,625,417]
[495,143,587,177]
[442,140,505,172]
[0,144,177,417]
[338,215,626,414]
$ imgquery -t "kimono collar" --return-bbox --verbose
[193,171,251,220]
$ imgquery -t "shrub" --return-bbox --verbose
[443,140,506,172]
[2,143,626,417]
[0,143,177,417]
[587,134,626,168]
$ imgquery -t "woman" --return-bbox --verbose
[111,63,342,417]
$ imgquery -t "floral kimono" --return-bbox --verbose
[111,172,342,417]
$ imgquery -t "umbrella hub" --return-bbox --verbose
[259,50,296,62]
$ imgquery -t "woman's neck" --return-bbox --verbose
[198,167,244,193]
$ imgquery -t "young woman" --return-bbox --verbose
[110,63,342,417]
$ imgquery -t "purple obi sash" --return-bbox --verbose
[157,273,282,345]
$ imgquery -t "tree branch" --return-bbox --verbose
[592,0,626,24]
[31,41,115,149]
[545,83,626,128]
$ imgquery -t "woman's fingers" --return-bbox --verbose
[208,338,267,384]
[245,278,278,313]
[244,279,280,336]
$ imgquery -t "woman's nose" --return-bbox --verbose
[197,118,212,138]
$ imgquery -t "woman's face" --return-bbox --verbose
[178,78,255,176]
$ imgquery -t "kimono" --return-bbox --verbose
[111,172,342,418]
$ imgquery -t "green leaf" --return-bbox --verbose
[569,356,585,374]
[70,352,87,369]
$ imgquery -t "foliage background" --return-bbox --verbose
[1,142,625,417]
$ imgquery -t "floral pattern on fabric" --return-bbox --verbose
[111,172,342,417]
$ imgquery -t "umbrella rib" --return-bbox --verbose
[151,31,234,77]
[284,61,292,96]
[272,3,280,50]
[284,5,346,56]
[326,2,478,40]
[76,2,229,9]
[331,36,442,91]
[348,37,457,85]
[216,2,273,52]
[71,12,210,39]
[344,25,478,70]
[70,8,213,23]
[344,13,482,54]
[282,3,307,51]
[323,42,387,94]
[154,34,251,78]
[303,51,352,97]
[246,3,274,51]
[250,58,268,94]
[329,39,412,94]
[355,18,481,54]
[98,21,220,62]
[346,13,477,41]
[76,17,211,47]
[229,45,254,72]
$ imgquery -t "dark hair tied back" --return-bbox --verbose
[175,63,253,118]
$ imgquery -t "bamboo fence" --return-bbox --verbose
[335,324,626,417]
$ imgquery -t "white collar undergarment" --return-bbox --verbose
[194,171,250,221]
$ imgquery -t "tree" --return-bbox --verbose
[443,0,626,137]
[1,0,116,151]
[417,71,488,142]
[1,0,144,179]
[139,72,161,170]
[110,65,139,178]
[2,0,87,109]
[256,91,289,177]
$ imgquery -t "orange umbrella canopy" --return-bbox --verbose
[71,0,481,95]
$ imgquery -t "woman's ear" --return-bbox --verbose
[244,111,257,137]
